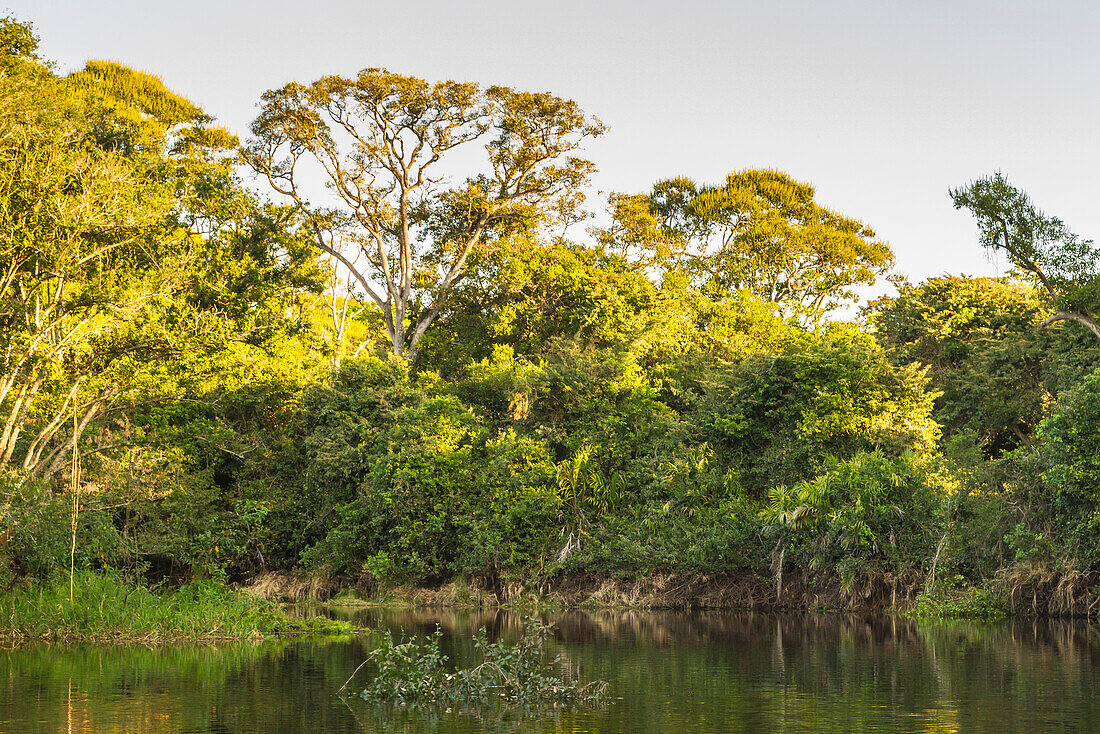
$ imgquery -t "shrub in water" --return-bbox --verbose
[357,619,606,708]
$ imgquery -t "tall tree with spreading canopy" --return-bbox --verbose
[951,173,1100,340]
[595,169,893,325]
[245,69,606,362]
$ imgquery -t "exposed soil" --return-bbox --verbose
[242,567,930,613]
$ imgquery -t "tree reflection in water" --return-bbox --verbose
[3,611,1100,732]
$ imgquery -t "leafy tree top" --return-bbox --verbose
[245,67,605,362]
[0,16,38,66]
[596,169,894,326]
[951,173,1100,339]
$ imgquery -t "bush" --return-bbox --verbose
[1034,367,1100,566]
[908,576,1008,620]
[282,360,561,583]
[356,619,606,708]
[706,326,940,496]
[761,450,942,568]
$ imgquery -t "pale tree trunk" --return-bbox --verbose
[1041,310,1100,340]
[324,270,371,371]
[69,402,79,605]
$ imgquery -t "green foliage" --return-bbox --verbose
[872,276,1047,453]
[1003,523,1054,563]
[564,498,765,576]
[1034,368,1100,565]
[908,576,1008,620]
[597,169,894,324]
[951,174,1099,302]
[418,242,657,375]
[23,16,1100,613]
[246,68,605,360]
[274,357,560,583]
[707,326,939,495]
[762,451,941,566]
[358,620,606,707]
[2,479,130,577]
[67,60,211,156]
[0,16,39,65]
[951,173,1100,343]
[0,571,287,641]
[419,240,799,401]
[0,22,332,593]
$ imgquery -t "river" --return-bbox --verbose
[3,608,1099,732]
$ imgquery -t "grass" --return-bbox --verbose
[0,571,362,642]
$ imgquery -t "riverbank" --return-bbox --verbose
[245,563,1099,619]
[0,572,358,643]
[248,569,928,613]
[5,561,1088,645]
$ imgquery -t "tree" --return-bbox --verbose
[0,14,38,65]
[0,50,175,479]
[245,69,605,362]
[872,276,1050,454]
[596,169,893,325]
[0,22,321,483]
[951,173,1100,339]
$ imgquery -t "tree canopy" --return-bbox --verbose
[596,169,893,325]
[951,173,1100,339]
[9,14,1100,621]
[245,69,605,362]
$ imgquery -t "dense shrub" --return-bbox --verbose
[270,358,561,583]
[761,451,942,568]
[705,326,940,496]
[1035,367,1100,566]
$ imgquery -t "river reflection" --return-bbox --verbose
[3,610,1100,732]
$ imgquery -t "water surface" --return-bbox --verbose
[3,609,1100,732]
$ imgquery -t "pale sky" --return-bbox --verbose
[11,0,1100,294]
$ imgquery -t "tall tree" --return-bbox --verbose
[0,22,320,483]
[951,173,1100,340]
[0,46,174,479]
[596,169,893,325]
[245,69,605,362]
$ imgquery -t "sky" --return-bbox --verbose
[10,0,1100,294]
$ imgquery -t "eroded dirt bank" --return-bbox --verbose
[244,564,1100,617]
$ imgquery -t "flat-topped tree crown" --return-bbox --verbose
[595,169,893,326]
[245,68,605,363]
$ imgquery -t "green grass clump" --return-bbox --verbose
[0,571,357,642]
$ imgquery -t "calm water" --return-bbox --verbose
[3,609,1100,733]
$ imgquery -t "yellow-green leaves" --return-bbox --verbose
[598,169,893,326]
[246,68,604,361]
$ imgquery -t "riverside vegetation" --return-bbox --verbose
[4,15,1100,633]
[0,571,357,641]
[349,619,607,710]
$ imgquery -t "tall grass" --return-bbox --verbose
[0,571,293,642]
